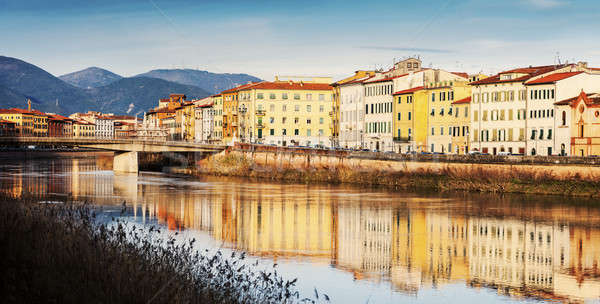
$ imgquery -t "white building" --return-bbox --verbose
[202,105,214,143]
[95,115,114,138]
[339,76,371,149]
[363,74,395,151]
[524,70,600,156]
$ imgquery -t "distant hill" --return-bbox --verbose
[87,77,211,116]
[135,69,262,94]
[59,67,122,89]
[0,56,212,115]
[0,56,94,113]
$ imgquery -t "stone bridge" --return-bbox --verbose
[0,137,226,173]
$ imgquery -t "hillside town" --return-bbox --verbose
[3,57,600,157]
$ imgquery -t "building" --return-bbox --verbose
[201,102,214,143]
[163,116,177,141]
[524,70,600,156]
[0,108,34,136]
[425,78,470,154]
[211,94,224,143]
[337,71,376,149]
[73,120,95,138]
[469,63,597,155]
[95,115,114,138]
[0,119,16,136]
[48,114,73,137]
[175,101,196,141]
[222,83,259,144]
[30,109,49,137]
[554,91,600,156]
[393,87,427,153]
[332,70,376,148]
[450,96,472,154]
[114,122,137,138]
[236,77,334,147]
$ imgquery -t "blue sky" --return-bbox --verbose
[1,0,599,80]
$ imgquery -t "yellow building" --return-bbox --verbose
[450,96,472,154]
[0,108,34,136]
[393,87,428,153]
[73,120,95,138]
[30,109,49,137]
[211,94,224,143]
[175,101,196,141]
[425,79,471,153]
[237,77,334,147]
[221,83,258,144]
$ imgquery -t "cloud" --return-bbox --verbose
[524,0,567,9]
[357,46,455,54]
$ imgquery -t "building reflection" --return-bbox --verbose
[1,158,599,302]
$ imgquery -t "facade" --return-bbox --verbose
[555,91,600,156]
[0,119,16,136]
[469,63,595,155]
[450,96,472,154]
[393,87,427,153]
[338,73,376,149]
[332,70,376,148]
[163,116,177,140]
[48,115,73,137]
[425,78,470,154]
[0,108,34,136]
[73,120,95,138]
[524,71,600,156]
[236,77,333,147]
[201,104,214,143]
[94,115,114,138]
[211,94,223,143]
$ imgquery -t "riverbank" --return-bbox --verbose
[193,153,600,197]
[0,197,323,304]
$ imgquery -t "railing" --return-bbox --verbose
[255,109,266,116]
[256,123,265,128]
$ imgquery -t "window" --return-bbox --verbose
[307,105,311,112]
[431,93,436,102]
[408,112,412,120]
[548,129,552,140]
[282,117,287,123]
[319,94,325,101]
[319,129,324,136]
[257,93,264,99]
[294,94,300,100]
[319,105,324,112]
[269,117,274,123]
[306,118,311,124]
[398,96,402,104]
[282,93,288,100]
[269,93,276,99]
[306,94,312,100]
[431,127,435,135]
[270,129,274,136]
[294,117,299,124]
[295,105,300,112]
[561,111,566,126]
[398,113,401,120]
[294,129,299,135]
[307,129,311,136]
[319,117,324,124]
[440,127,444,135]
[282,105,287,112]
[282,129,287,135]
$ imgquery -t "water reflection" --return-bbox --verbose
[1,156,599,303]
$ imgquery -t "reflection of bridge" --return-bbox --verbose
[0,137,226,173]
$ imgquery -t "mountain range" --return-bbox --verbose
[0,56,261,115]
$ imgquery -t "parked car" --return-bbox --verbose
[498,151,511,156]
[468,150,482,155]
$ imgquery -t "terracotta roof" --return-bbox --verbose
[393,86,425,95]
[74,119,95,125]
[111,115,137,120]
[470,64,568,86]
[525,71,584,85]
[451,72,469,79]
[451,96,472,105]
[8,108,33,115]
[364,73,408,84]
[0,119,16,124]
[148,107,175,114]
[48,114,72,121]
[0,109,22,114]
[248,81,333,91]
[159,98,170,103]
[341,75,377,86]
[221,82,261,94]
[554,91,600,107]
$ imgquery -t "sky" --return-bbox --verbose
[1,0,599,81]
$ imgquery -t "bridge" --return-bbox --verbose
[0,137,227,173]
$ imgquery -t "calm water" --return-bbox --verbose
[1,155,600,303]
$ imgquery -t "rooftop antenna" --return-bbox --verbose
[556,52,562,65]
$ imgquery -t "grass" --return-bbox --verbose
[195,153,600,197]
[0,196,328,304]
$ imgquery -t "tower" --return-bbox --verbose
[27,99,31,111]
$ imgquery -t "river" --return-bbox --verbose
[1,155,599,303]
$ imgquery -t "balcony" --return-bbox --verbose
[255,109,266,116]
[328,111,334,117]
[393,136,412,143]
[231,121,238,127]
[257,123,265,129]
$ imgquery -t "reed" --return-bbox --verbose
[0,197,328,304]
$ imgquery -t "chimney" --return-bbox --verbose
[274,76,279,82]
[27,99,31,111]
[578,61,588,69]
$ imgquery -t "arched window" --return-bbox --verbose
[561,111,567,126]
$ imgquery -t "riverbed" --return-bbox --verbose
[1,155,599,303]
